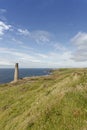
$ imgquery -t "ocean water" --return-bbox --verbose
[0,68,51,84]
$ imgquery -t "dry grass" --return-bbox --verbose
[0,68,87,130]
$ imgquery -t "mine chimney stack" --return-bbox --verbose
[14,63,19,82]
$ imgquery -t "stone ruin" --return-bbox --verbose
[14,63,19,82]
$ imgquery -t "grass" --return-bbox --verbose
[0,68,87,130]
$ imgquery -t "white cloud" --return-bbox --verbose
[1,46,87,68]
[71,32,87,62]
[0,47,41,66]
[18,29,30,36]
[2,22,87,67]
[32,30,50,44]
[18,28,51,44]
[53,42,67,51]
[0,21,11,36]
[0,8,7,21]
[47,51,71,63]
[0,47,71,68]
[36,53,48,58]
[71,32,87,46]
[0,58,13,65]
[12,38,24,45]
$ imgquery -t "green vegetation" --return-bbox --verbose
[0,68,87,130]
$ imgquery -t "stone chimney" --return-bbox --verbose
[14,63,19,82]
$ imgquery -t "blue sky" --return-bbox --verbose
[0,0,87,68]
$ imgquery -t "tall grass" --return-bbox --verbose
[0,68,87,130]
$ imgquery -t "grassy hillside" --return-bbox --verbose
[0,68,87,130]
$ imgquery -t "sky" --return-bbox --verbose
[0,0,87,68]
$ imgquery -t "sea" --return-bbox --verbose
[0,68,51,84]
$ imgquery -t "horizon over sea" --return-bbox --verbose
[0,68,52,84]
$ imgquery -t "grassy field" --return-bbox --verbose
[0,68,87,130]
